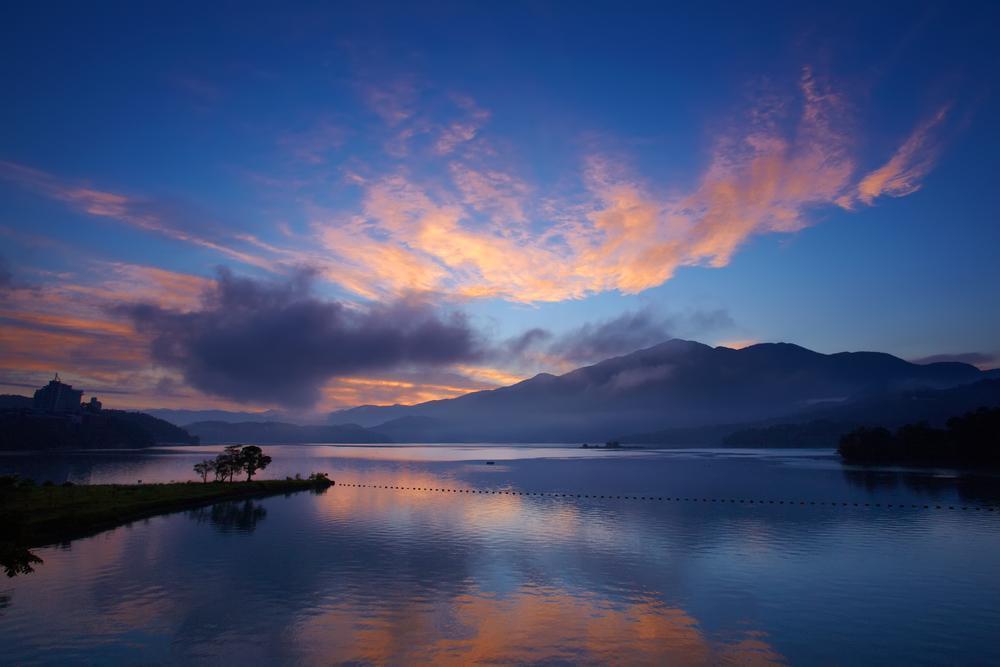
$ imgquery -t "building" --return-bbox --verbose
[33,374,84,414]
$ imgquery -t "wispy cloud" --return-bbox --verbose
[4,68,950,307]
[0,161,278,271]
[434,94,491,155]
[0,67,958,409]
[310,69,952,303]
[497,308,735,371]
[851,105,950,206]
[277,119,348,165]
[363,79,419,126]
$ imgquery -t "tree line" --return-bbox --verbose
[193,445,272,482]
[838,406,1000,465]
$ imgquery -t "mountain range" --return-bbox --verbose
[145,408,317,426]
[326,340,998,442]
[150,339,999,444]
[183,420,389,444]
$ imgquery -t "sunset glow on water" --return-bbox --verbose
[2,447,999,664]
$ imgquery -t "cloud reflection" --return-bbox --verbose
[293,586,782,665]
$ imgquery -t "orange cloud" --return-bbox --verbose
[60,262,212,312]
[0,264,254,409]
[449,163,530,230]
[853,105,951,206]
[312,70,950,303]
[363,79,419,126]
[321,376,475,408]
[316,365,524,411]
[452,364,527,386]
[434,94,492,155]
[0,161,277,271]
[2,72,951,308]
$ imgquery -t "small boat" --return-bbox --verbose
[485,461,495,465]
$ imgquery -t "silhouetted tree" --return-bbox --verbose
[239,445,272,481]
[947,407,1000,463]
[838,426,897,461]
[193,460,215,483]
[214,445,243,482]
[212,459,229,482]
[896,421,947,459]
[839,406,1000,465]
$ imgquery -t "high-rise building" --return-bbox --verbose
[33,374,84,414]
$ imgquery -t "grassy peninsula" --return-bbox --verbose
[2,477,331,544]
[1,445,333,576]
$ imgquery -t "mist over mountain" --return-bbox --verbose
[184,420,389,444]
[626,379,1000,446]
[329,339,991,442]
[147,408,314,426]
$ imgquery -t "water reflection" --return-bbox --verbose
[1,449,999,664]
[0,544,42,578]
[188,499,268,533]
[294,587,783,665]
[841,467,1000,504]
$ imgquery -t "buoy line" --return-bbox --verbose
[332,483,998,512]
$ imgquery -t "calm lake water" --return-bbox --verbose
[2,445,999,665]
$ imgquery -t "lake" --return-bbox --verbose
[2,445,999,665]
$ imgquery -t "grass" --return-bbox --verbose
[0,478,334,549]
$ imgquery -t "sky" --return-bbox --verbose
[1,1,998,414]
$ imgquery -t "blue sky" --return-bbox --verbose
[1,1,997,411]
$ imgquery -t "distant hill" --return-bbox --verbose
[146,408,305,426]
[369,416,449,442]
[0,395,32,410]
[329,339,989,442]
[0,407,199,450]
[184,420,390,444]
[105,410,200,445]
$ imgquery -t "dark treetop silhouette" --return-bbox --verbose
[838,407,1000,466]
[194,445,273,483]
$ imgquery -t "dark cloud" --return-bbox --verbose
[501,328,552,357]
[548,310,675,364]
[117,268,483,407]
[500,308,736,367]
[911,352,995,368]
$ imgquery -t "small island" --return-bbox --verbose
[837,406,1000,466]
[580,440,646,450]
